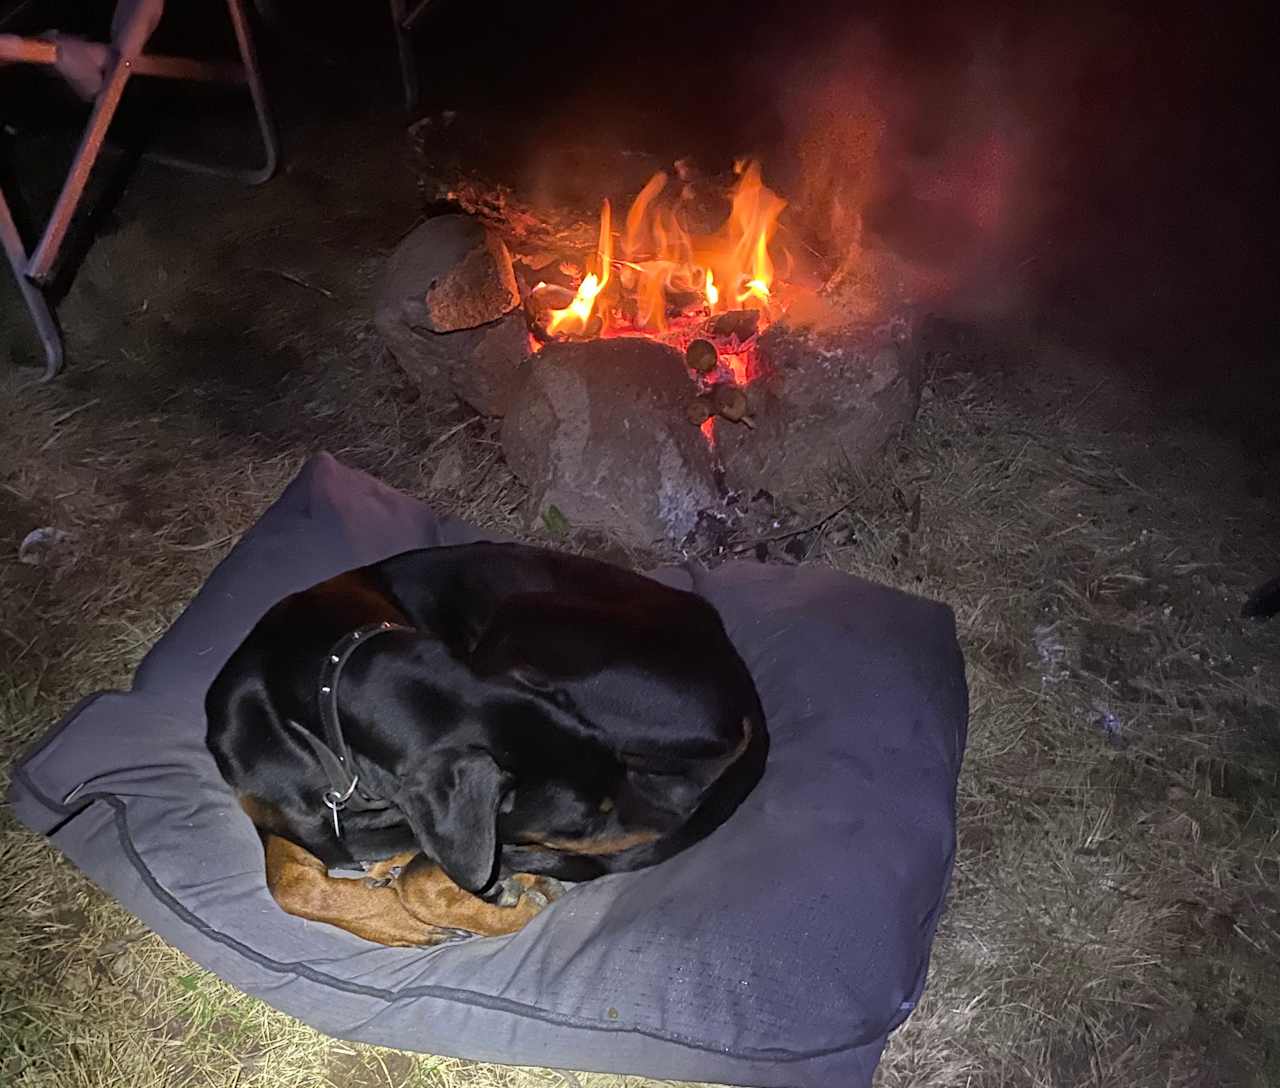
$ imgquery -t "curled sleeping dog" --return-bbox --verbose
[205,542,768,946]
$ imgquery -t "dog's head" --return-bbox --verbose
[334,635,621,894]
[334,616,757,895]
[348,596,757,893]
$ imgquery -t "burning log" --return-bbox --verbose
[685,396,714,426]
[524,284,574,340]
[711,382,749,423]
[705,309,760,342]
[685,339,719,374]
[392,147,922,507]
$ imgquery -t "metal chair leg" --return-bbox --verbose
[26,51,134,284]
[0,192,63,381]
[227,0,278,184]
[390,0,419,111]
[4,0,279,376]
[142,0,279,184]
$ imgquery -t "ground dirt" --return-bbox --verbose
[3,14,1280,1088]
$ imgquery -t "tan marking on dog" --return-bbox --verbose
[238,793,288,835]
[395,855,546,935]
[362,850,419,882]
[262,838,551,946]
[533,828,662,855]
[263,835,443,946]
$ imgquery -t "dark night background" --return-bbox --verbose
[3,7,1279,1079]
[4,0,1276,410]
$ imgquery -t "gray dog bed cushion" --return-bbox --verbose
[9,453,967,1087]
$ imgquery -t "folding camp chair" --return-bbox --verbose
[389,0,430,111]
[0,0,278,381]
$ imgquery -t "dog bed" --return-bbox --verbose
[9,453,967,1087]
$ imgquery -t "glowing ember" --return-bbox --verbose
[721,351,752,386]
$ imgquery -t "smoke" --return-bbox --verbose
[765,13,1047,323]
[762,4,1273,360]
[412,0,1271,365]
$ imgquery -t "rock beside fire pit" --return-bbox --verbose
[375,214,528,416]
[713,319,921,494]
[502,339,718,546]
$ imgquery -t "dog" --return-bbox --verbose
[206,542,767,946]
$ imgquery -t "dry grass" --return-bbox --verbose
[4,341,1278,1087]
[815,363,1280,1087]
[0,347,708,1088]
[3,107,1279,1085]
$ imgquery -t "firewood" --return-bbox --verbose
[685,339,718,373]
[686,396,714,426]
[706,309,760,341]
[712,383,749,422]
[666,289,703,313]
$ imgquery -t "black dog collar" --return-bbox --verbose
[282,620,413,838]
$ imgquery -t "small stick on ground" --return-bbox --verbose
[50,398,101,428]
[728,496,859,555]
[166,533,236,553]
[425,415,481,452]
[257,268,338,301]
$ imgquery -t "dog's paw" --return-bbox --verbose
[531,876,568,903]
[510,873,566,907]
[522,886,551,910]
[483,876,524,908]
[360,863,404,889]
[481,874,566,911]
[421,926,478,947]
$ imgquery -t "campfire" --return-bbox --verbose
[524,161,792,445]
[529,161,784,340]
[377,130,922,548]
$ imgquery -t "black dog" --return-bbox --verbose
[206,542,767,944]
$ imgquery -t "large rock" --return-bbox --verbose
[714,318,921,493]
[384,213,521,333]
[376,214,528,416]
[501,339,719,546]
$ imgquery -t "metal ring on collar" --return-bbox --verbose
[323,776,360,810]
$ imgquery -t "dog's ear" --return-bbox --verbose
[395,749,506,894]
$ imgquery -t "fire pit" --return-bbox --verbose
[377,146,920,547]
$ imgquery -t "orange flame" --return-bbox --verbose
[541,160,786,341]
[721,161,785,312]
[704,267,719,307]
[616,170,701,333]
[547,198,612,335]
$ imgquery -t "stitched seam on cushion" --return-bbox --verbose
[9,692,113,806]
[65,788,890,1062]
[12,717,949,1062]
